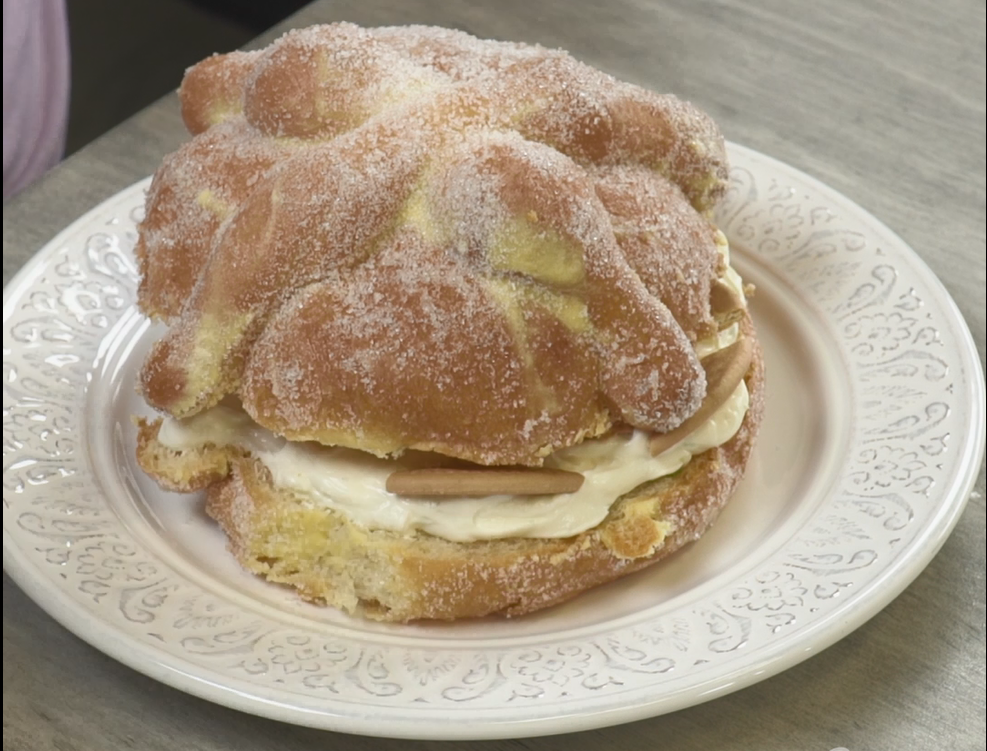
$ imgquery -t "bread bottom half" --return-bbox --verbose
[136,339,764,622]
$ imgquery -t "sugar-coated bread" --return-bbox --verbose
[134,23,763,621]
[136,23,732,467]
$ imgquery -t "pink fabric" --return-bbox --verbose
[3,0,70,199]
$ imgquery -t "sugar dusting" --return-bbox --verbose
[138,23,730,465]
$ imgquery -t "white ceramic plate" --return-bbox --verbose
[3,145,983,740]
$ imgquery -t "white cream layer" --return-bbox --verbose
[715,230,745,300]
[157,378,749,542]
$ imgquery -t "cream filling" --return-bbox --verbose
[715,229,745,301]
[157,243,750,543]
[158,382,748,542]
[696,321,739,359]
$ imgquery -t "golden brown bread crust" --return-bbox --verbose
[135,323,763,622]
[136,23,731,467]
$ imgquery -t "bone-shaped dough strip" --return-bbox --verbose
[388,335,751,497]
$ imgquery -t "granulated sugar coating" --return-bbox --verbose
[137,22,730,466]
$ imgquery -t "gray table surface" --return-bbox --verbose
[4,1,985,749]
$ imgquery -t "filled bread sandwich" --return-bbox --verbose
[134,23,764,621]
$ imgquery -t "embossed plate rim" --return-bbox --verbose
[3,143,984,739]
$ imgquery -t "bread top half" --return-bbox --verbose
[136,23,734,466]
